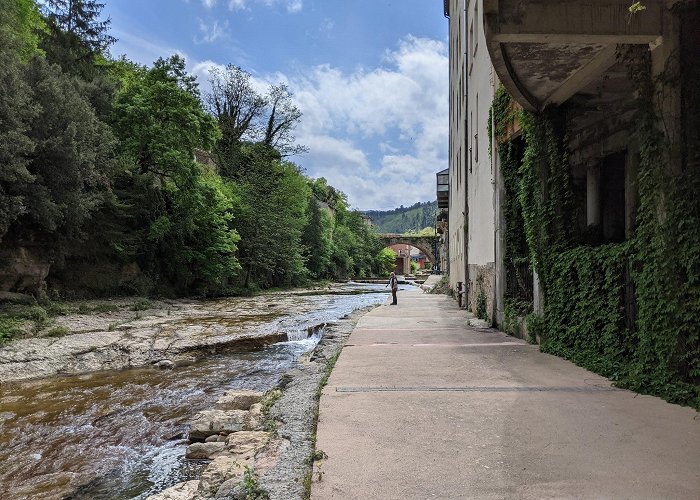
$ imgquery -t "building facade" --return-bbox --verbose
[444,0,469,295]
[444,0,499,317]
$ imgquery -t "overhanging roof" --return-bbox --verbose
[484,0,664,111]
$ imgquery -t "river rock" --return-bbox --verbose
[226,431,271,460]
[196,456,247,499]
[147,480,199,500]
[204,435,220,443]
[155,359,175,369]
[214,478,246,499]
[243,403,265,431]
[186,442,226,460]
[188,410,248,440]
[215,390,263,411]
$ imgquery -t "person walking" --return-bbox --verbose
[386,271,399,305]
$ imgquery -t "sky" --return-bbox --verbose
[106,0,449,211]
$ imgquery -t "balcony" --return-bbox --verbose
[436,168,449,209]
[484,0,664,111]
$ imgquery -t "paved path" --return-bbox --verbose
[312,277,700,499]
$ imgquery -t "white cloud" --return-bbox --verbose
[282,36,448,210]
[319,18,334,36]
[286,0,303,13]
[202,0,217,8]
[228,0,246,11]
[194,19,230,44]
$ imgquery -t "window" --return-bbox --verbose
[473,3,478,55]
[600,151,626,243]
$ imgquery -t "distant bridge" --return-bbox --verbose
[378,233,438,264]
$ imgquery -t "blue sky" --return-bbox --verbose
[106,0,448,211]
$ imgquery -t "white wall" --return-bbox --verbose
[447,0,468,292]
[466,0,496,268]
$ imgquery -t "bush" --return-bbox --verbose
[46,325,70,337]
[0,317,23,344]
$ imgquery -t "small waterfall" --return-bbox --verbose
[284,322,327,342]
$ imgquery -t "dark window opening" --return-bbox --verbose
[601,151,626,244]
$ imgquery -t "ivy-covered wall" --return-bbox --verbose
[491,4,700,408]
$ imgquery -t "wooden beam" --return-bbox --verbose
[491,33,661,44]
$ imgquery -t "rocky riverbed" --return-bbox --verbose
[0,284,388,499]
[148,308,364,500]
[0,284,385,383]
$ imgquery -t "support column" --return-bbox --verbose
[587,164,601,227]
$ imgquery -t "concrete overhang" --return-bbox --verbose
[484,0,664,111]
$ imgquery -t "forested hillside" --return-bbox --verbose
[365,201,437,234]
[0,0,394,300]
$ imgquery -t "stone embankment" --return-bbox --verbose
[148,308,368,500]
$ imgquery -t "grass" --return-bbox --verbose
[78,302,120,314]
[131,298,153,311]
[46,325,70,338]
[0,316,24,344]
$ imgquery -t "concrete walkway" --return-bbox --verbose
[312,278,700,499]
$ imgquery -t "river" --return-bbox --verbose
[0,283,392,500]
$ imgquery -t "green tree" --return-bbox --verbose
[302,194,332,278]
[0,26,38,242]
[42,0,115,54]
[0,0,46,61]
[377,247,397,276]
[111,55,239,293]
[1,56,116,258]
[223,144,309,289]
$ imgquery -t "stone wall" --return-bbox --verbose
[0,246,50,294]
[468,263,495,324]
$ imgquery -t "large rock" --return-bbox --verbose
[147,480,199,500]
[216,390,263,411]
[196,456,247,499]
[244,403,266,431]
[215,478,246,499]
[188,410,248,440]
[185,442,226,460]
[0,246,50,293]
[226,431,271,460]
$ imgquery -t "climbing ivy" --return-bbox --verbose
[490,20,700,408]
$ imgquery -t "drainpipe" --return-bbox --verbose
[463,0,470,310]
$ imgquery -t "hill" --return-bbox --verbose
[365,201,437,234]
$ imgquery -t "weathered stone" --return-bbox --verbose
[204,435,219,443]
[226,431,270,460]
[195,456,247,499]
[468,318,491,329]
[214,479,246,499]
[146,480,199,500]
[185,442,226,460]
[0,247,50,294]
[155,359,175,369]
[215,390,263,411]
[244,403,266,431]
[188,410,248,440]
[0,291,34,304]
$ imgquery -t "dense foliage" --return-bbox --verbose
[365,201,437,234]
[0,0,391,300]
[491,25,700,410]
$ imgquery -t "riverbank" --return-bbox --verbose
[0,283,387,383]
[147,305,374,500]
[0,285,390,499]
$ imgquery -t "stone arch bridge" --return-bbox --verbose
[378,233,438,265]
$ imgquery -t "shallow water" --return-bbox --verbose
[0,284,390,500]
